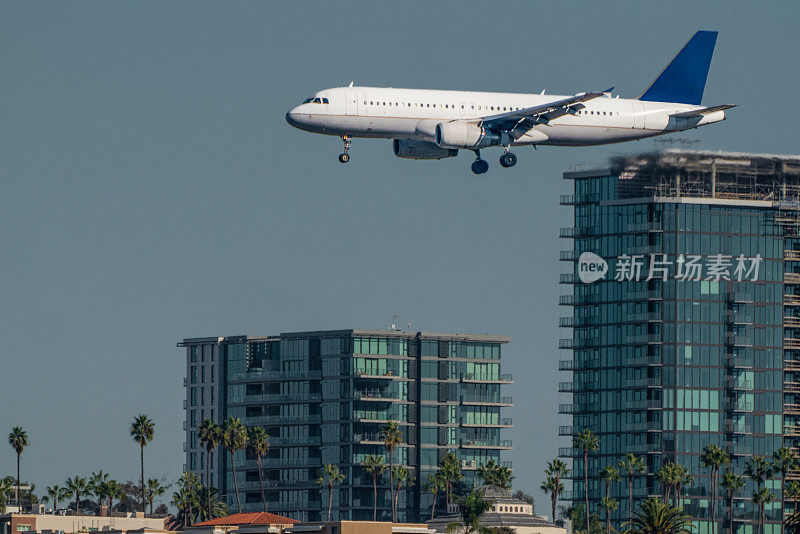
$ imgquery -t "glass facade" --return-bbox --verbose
[180,329,512,523]
[560,152,800,534]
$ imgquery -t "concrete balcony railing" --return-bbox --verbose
[460,439,513,450]
[786,273,800,284]
[460,417,512,428]
[786,316,800,328]
[460,373,513,383]
[787,295,800,307]
[353,390,404,402]
[460,395,513,406]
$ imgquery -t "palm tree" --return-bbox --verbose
[129,414,155,513]
[221,416,247,512]
[423,472,446,520]
[478,460,514,490]
[599,466,620,534]
[106,480,125,513]
[787,480,800,516]
[8,427,28,509]
[171,486,199,529]
[721,471,744,534]
[540,477,564,524]
[544,459,570,523]
[574,429,599,534]
[43,485,69,513]
[176,472,201,526]
[624,497,691,534]
[198,419,221,490]
[247,426,270,512]
[618,453,645,525]
[700,444,730,534]
[391,466,413,521]
[674,464,692,509]
[381,420,403,522]
[65,476,88,514]
[753,487,774,534]
[774,446,798,521]
[89,471,110,512]
[656,462,680,503]
[745,455,774,491]
[195,486,228,522]
[445,489,494,534]
[146,478,166,515]
[440,452,464,506]
[362,454,388,521]
[317,464,345,522]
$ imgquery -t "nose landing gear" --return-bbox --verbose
[339,135,351,163]
[471,150,489,174]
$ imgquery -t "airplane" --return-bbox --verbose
[285,31,735,174]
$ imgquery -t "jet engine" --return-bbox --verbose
[393,139,458,160]
[435,122,501,150]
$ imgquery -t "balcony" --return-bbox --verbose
[724,420,754,434]
[560,250,579,261]
[560,193,599,205]
[241,458,321,468]
[560,273,580,284]
[626,222,664,233]
[559,338,600,349]
[353,433,384,445]
[725,401,754,412]
[460,373,513,384]
[626,334,662,345]
[228,370,322,382]
[726,443,753,456]
[785,403,800,415]
[460,417,512,428]
[627,311,662,323]
[558,359,599,371]
[787,273,800,285]
[460,395,513,406]
[787,295,800,307]
[627,421,661,432]
[786,316,800,328]
[354,390,403,402]
[355,371,398,380]
[559,226,593,238]
[235,393,322,404]
[786,338,800,350]
[245,414,322,426]
[627,290,663,301]
[627,399,663,410]
[786,359,800,371]
[559,315,601,327]
[726,378,754,391]
[559,294,601,306]
[559,446,580,457]
[558,381,599,393]
[728,292,755,304]
[461,439,513,450]
[725,334,753,347]
[269,436,322,446]
[627,355,662,366]
[726,312,754,326]
[726,355,753,369]
[558,403,600,414]
[785,381,800,394]
[787,250,800,261]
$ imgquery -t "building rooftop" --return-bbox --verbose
[564,149,800,207]
[180,330,511,346]
[192,512,298,527]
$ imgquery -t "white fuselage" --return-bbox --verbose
[286,86,726,147]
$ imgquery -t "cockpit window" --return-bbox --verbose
[303,97,330,104]
[322,97,329,104]
[303,98,313,104]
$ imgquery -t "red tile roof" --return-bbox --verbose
[193,512,298,527]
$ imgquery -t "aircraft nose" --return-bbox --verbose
[286,107,303,128]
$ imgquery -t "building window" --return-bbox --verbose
[191,387,197,406]
[210,386,215,404]
[190,366,198,384]
[201,366,206,383]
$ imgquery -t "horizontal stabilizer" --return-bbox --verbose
[669,104,736,118]
[639,31,718,105]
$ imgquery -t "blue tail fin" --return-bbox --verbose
[639,31,718,105]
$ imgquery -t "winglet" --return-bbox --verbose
[639,31,718,105]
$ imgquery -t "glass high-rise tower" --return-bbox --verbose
[179,329,512,522]
[559,150,800,534]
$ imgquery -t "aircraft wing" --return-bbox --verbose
[476,92,605,140]
[669,104,737,118]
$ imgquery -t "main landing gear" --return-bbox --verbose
[499,151,518,168]
[338,135,351,163]
[471,150,489,174]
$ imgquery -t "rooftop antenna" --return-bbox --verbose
[391,314,398,331]
[406,322,412,331]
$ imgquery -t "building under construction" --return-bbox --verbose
[558,150,800,532]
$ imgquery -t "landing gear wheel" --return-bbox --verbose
[339,153,350,163]
[471,159,489,174]
[499,152,518,168]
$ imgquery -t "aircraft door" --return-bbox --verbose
[345,91,358,116]
[632,102,645,129]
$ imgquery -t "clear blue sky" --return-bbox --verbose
[2,1,798,512]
